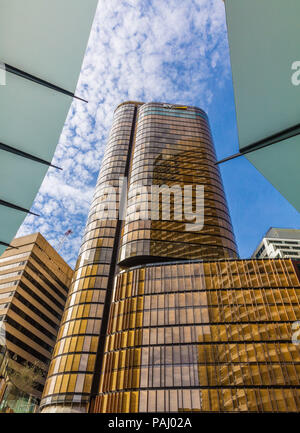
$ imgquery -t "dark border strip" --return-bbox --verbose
[5,63,88,103]
[0,199,40,217]
[0,142,62,170]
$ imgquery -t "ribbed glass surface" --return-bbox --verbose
[92,259,300,413]
[118,103,238,266]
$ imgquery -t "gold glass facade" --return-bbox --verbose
[41,101,239,413]
[119,103,238,266]
[0,233,73,412]
[41,102,143,412]
[92,259,300,413]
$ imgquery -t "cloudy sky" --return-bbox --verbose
[17,0,300,267]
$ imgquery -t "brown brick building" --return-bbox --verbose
[0,233,73,412]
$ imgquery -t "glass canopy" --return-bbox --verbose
[0,0,98,254]
[221,0,300,213]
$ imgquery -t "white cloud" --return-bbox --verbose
[17,0,230,268]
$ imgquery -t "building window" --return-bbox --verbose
[255,244,265,258]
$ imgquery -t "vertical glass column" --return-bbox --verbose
[41,103,139,412]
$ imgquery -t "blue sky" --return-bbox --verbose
[17,0,300,267]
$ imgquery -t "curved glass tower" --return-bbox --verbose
[118,102,237,266]
[41,101,241,412]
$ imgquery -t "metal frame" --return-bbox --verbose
[5,63,88,103]
[0,142,62,170]
[216,122,300,165]
[0,199,40,217]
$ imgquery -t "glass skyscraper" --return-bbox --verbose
[41,102,300,413]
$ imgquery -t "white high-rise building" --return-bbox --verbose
[252,228,300,259]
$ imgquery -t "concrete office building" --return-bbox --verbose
[0,233,73,413]
[253,228,300,260]
[41,102,300,413]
